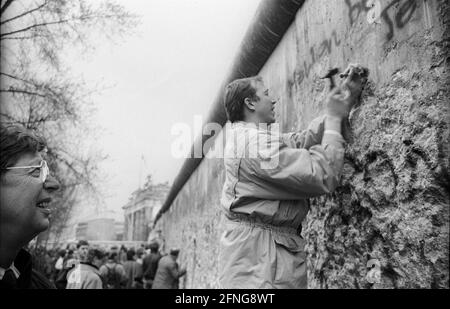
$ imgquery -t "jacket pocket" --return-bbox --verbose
[273,233,307,287]
[273,233,305,253]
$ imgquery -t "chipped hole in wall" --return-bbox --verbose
[402,139,413,146]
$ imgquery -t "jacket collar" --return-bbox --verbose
[0,249,33,288]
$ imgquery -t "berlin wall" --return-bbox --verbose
[156,0,449,289]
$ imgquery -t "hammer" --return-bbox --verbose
[321,67,351,143]
[320,67,340,90]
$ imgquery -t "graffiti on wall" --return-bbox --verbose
[293,0,420,87]
[294,30,342,86]
[345,0,418,41]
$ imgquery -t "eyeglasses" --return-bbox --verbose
[4,160,50,183]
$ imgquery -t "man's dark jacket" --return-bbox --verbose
[152,255,185,289]
[142,252,162,281]
[0,249,55,289]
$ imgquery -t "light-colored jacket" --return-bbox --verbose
[219,115,345,289]
[66,263,103,289]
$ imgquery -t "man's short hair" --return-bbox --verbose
[126,249,135,261]
[149,241,159,252]
[136,248,145,258]
[58,249,67,257]
[108,252,118,261]
[223,76,262,123]
[86,248,105,263]
[170,248,180,256]
[77,240,89,249]
[0,124,46,175]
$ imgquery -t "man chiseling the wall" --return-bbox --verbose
[219,64,368,288]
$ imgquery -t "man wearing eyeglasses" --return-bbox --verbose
[0,124,60,289]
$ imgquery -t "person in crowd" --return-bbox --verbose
[134,248,145,288]
[148,229,166,254]
[218,64,368,288]
[119,245,127,264]
[53,249,66,280]
[64,250,77,268]
[109,246,119,263]
[144,244,151,256]
[122,249,143,289]
[142,242,162,289]
[55,239,90,288]
[66,248,105,289]
[152,248,186,289]
[99,252,127,289]
[136,248,145,265]
[55,249,76,289]
[76,240,90,264]
[0,125,60,289]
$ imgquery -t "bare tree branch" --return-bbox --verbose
[0,0,14,18]
[0,88,47,98]
[1,0,138,245]
[26,100,34,127]
[0,18,70,38]
[50,150,97,191]
[1,72,35,85]
[1,13,133,38]
[1,0,47,25]
[1,35,46,40]
[0,111,19,122]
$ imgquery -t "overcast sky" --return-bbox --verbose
[68,0,262,221]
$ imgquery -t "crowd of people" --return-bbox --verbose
[28,240,186,289]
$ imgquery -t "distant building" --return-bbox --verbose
[115,221,124,241]
[75,218,121,241]
[123,179,169,241]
